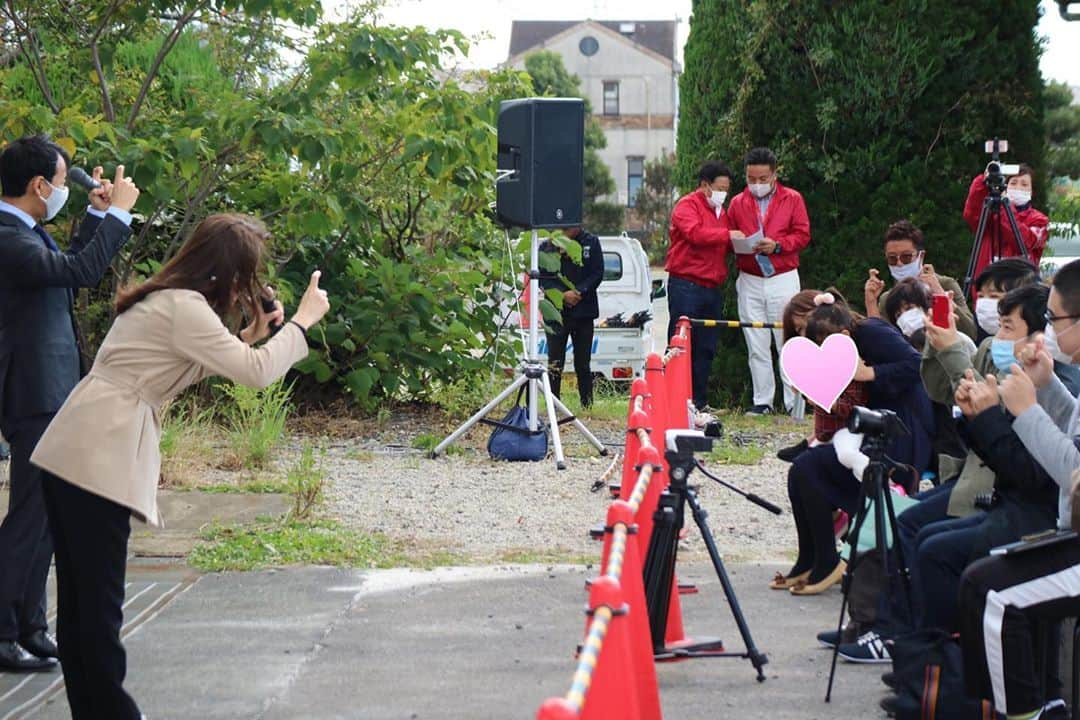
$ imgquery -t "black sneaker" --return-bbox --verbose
[881,671,899,690]
[777,438,808,462]
[1042,699,1068,720]
[745,404,773,416]
[816,628,840,648]
[838,630,892,664]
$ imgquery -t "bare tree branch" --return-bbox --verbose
[3,2,59,113]
[87,0,123,122]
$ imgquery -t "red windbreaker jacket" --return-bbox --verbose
[725,182,812,277]
[665,189,732,288]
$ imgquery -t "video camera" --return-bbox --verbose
[984,138,1021,197]
[847,406,908,441]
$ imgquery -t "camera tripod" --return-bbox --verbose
[962,174,1029,298]
[824,427,914,702]
[430,229,607,468]
[642,430,774,681]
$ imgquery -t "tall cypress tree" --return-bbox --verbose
[677,0,1046,406]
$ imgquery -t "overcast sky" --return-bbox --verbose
[330,0,1080,86]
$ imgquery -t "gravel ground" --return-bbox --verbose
[319,429,802,565]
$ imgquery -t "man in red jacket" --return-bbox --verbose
[665,161,745,409]
[725,147,811,415]
[963,163,1048,296]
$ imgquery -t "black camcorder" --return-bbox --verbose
[984,138,1020,197]
[847,406,909,440]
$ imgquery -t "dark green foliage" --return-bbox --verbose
[634,151,677,260]
[1045,81,1080,180]
[678,0,1046,406]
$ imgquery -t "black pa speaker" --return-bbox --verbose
[496,97,585,229]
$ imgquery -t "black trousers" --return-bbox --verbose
[959,538,1080,714]
[0,414,53,642]
[42,473,141,720]
[546,316,595,407]
[666,276,722,409]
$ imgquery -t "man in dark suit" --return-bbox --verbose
[540,226,604,408]
[0,135,138,671]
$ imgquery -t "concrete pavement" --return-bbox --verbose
[14,561,887,720]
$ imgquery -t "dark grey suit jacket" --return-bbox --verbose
[0,210,131,427]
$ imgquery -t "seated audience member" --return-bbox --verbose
[774,292,933,596]
[970,258,1041,344]
[865,219,976,340]
[958,259,1080,720]
[963,163,1049,289]
[883,277,969,473]
[834,284,1061,662]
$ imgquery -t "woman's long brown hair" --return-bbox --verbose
[116,213,268,319]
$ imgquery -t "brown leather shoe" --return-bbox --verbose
[789,560,847,595]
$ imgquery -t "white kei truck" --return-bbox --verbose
[511,233,659,384]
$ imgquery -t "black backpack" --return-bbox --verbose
[888,629,995,720]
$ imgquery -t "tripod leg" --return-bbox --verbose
[550,394,609,455]
[431,374,528,457]
[643,492,680,653]
[825,484,875,701]
[882,483,915,623]
[964,199,993,298]
[686,489,768,681]
[539,370,566,470]
[1003,201,1030,261]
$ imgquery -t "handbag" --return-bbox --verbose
[888,629,994,720]
[485,386,548,462]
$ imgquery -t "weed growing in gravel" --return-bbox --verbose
[159,400,218,488]
[183,478,292,494]
[412,433,463,455]
[288,443,325,521]
[220,379,293,470]
[704,441,766,465]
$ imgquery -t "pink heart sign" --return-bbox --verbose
[779,334,859,413]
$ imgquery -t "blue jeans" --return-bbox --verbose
[666,276,723,408]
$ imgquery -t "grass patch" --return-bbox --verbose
[182,478,292,494]
[188,518,468,572]
[704,441,766,465]
[219,379,293,470]
[412,432,463,455]
[189,519,398,572]
[717,409,811,435]
[348,449,375,462]
[497,548,597,565]
[159,402,218,488]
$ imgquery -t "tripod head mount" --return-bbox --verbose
[664,429,714,484]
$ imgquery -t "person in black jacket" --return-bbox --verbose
[539,227,603,408]
[0,135,139,672]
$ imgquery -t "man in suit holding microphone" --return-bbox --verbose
[0,135,138,671]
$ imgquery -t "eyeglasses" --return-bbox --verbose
[885,252,919,266]
[1044,310,1080,324]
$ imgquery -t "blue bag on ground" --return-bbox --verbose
[486,388,548,461]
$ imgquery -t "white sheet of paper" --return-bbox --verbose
[733,228,763,255]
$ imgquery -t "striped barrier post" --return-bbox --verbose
[689,318,783,329]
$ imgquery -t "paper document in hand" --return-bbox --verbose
[733,229,763,255]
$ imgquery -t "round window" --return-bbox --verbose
[579,36,599,57]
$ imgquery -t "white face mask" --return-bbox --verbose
[1007,188,1031,207]
[39,180,69,221]
[975,297,1000,334]
[896,307,926,337]
[709,190,727,209]
[889,253,923,282]
[749,182,773,199]
[1044,324,1075,364]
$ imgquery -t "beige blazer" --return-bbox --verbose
[31,289,309,526]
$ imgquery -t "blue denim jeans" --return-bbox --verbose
[666,276,723,408]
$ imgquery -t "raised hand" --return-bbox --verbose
[1000,364,1038,417]
[292,270,330,330]
[87,166,113,212]
[109,164,139,212]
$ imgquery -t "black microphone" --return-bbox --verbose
[69,167,102,190]
[260,291,284,336]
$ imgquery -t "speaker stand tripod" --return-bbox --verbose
[431,229,608,469]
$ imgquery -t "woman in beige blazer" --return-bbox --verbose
[30,213,330,720]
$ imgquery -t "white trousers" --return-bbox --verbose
[736,269,800,409]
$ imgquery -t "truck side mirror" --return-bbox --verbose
[651,279,667,300]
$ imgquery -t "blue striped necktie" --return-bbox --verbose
[32,224,59,251]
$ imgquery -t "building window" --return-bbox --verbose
[627,156,645,208]
[603,81,619,116]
